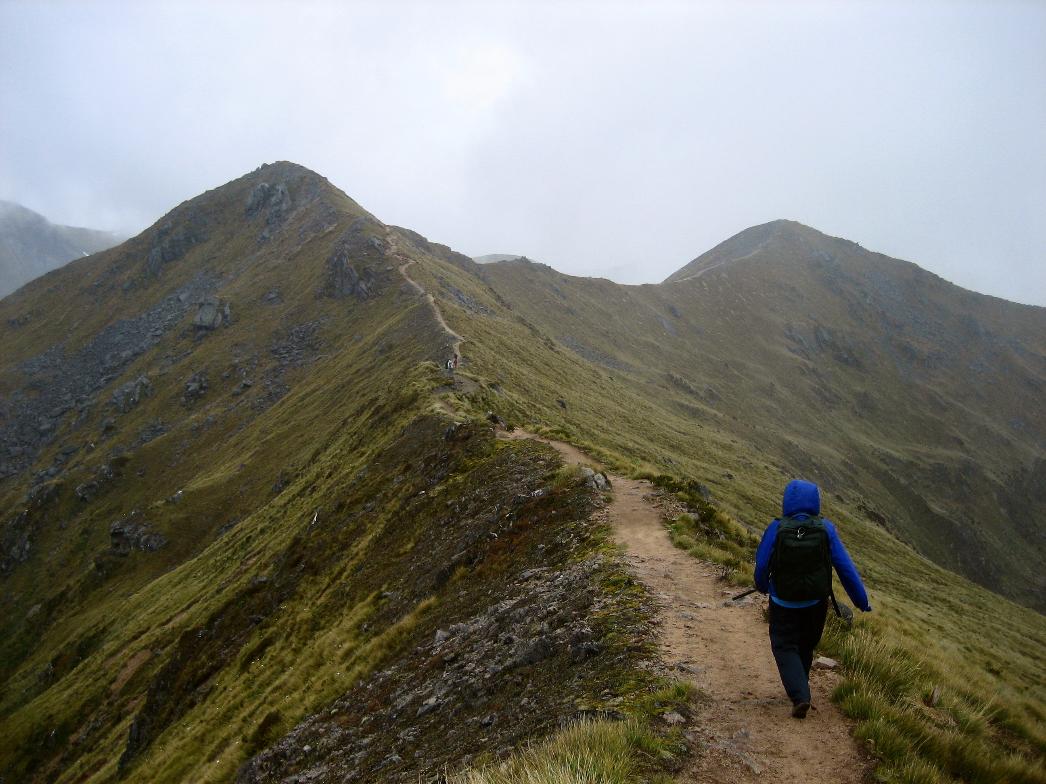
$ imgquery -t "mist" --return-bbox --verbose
[1,0,1043,304]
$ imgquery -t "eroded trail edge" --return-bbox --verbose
[500,429,868,784]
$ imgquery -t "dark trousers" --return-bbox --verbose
[768,599,828,705]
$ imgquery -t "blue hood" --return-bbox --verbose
[782,479,820,517]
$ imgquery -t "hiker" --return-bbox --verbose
[452,352,459,369]
[754,479,871,719]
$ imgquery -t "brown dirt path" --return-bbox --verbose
[500,429,868,784]
[384,226,464,357]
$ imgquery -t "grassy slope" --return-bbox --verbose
[395,228,1045,781]
[0,163,448,779]
[1,165,1042,783]
[0,166,687,783]
[472,223,1046,609]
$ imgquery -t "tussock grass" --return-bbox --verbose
[425,244,1046,784]
[448,718,661,784]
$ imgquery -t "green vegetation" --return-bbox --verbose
[450,718,673,784]
[451,682,692,784]
[628,473,1046,782]
[1,164,1043,783]
[404,228,1046,782]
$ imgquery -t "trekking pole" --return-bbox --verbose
[730,587,758,601]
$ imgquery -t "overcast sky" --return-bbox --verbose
[1,1,1044,305]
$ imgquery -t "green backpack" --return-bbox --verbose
[772,515,832,601]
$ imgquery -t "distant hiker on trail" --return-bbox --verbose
[755,479,871,719]
[452,352,459,369]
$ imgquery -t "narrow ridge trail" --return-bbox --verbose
[384,226,464,358]
[391,230,868,782]
[499,429,869,784]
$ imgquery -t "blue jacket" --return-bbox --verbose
[755,479,871,611]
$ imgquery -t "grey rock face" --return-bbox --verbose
[144,213,207,276]
[193,297,231,330]
[246,182,294,242]
[319,220,388,301]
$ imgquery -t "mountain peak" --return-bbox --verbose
[664,219,838,283]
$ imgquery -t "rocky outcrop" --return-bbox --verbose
[182,372,208,406]
[192,297,231,330]
[0,275,214,480]
[246,182,294,242]
[580,466,611,491]
[144,212,207,276]
[111,375,153,413]
[319,220,389,301]
[109,513,167,555]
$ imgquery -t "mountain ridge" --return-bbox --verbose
[0,162,1042,783]
[0,200,124,298]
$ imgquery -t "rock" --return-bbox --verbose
[416,695,440,717]
[111,376,153,413]
[579,467,610,491]
[1,510,33,573]
[182,372,208,406]
[434,629,450,645]
[924,685,942,708]
[661,711,686,725]
[262,289,283,304]
[144,215,207,276]
[245,182,293,229]
[26,481,62,507]
[512,635,554,667]
[109,514,168,555]
[75,481,100,502]
[192,297,229,330]
[137,420,167,445]
[813,656,839,670]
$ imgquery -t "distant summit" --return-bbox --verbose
[664,219,843,283]
[0,200,124,298]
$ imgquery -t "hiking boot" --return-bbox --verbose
[791,701,811,719]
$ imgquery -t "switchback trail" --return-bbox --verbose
[499,429,869,784]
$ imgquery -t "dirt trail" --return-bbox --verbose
[500,429,867,784]
[384,226,464,358]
